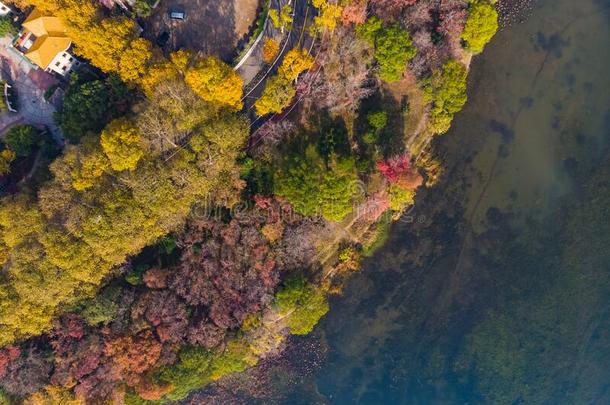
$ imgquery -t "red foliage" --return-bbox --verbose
[377,155,424,189]
[131,290,189,344]
[143,267,172,289]
[104,330,162,377]
[0,346,20,379]
[371,0,419,20]
[171,217,280,329]
[342,0,367,25]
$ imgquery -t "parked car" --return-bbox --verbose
[169,8,186,21]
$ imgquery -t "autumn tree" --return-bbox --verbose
[262,38,279,64]
[0,149,15,175]
[100,118,144,172]
[185,56,244,110]
[341,0,367,25]
[279,48,314,81]
[255,75,295,116]
[255,47,313,116]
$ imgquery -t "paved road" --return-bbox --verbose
[0,36,63,143]
[239,0,317,119]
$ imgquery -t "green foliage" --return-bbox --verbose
[388,183,416,213]
[423,60,468,134]
[274,145,360,222]
[78,285,121,325]
[133,0,154,17]
[367,111,388,132]
[254,75,295,116]
[125,264,149,286]
[4,125,39,157]
[357,17,416,82]
[157,346,213,401]
[461,0,499,54]
[275,276,330,335]
[54,75,132,143]
[362,217,390,257]
[0,17,17,37]
[157,340,252,402]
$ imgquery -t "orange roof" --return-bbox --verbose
[21,8,71,69]
[25,36,71,69]
[22,9,67,37]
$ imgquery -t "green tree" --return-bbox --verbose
[0,17,17,37]
[254,75,295,116]
[461,0,499,54]
[357,17,416,82]
[367,111,388,132]
[54,75,131,143]
[274,145,360,222]
[423,60,468,134]
[4,125,39,157]
[275,277,330,335]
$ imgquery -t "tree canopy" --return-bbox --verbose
[54,75,132,143]
[3,125,39,158]
[461,0,499,54]
[357,17,416,82]
[274,145,360,222]
[423,60,468,134]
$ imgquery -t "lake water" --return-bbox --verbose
[278,0,610,403]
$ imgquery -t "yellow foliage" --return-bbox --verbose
[254,75,295,116]
[312,0,343,33]
[100,118,144,172]
[262,38,280,64]
[118,38,153,84]
[25,385,84,405]
[279,48,314,81]
[185,56,244,110]
[0,148,15,175]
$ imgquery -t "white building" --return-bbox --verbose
[0,2,13,17]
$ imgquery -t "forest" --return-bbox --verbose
[0,0,498,403]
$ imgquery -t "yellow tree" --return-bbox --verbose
[185,57,244,110]
[100,118,144,172]
[312,0,343,33]
[254,75,295,116]
[279,48,314,81]
[140,50,191,94]
[262,38,280,64]
[118,38,154,84]
[0,149,15,175]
